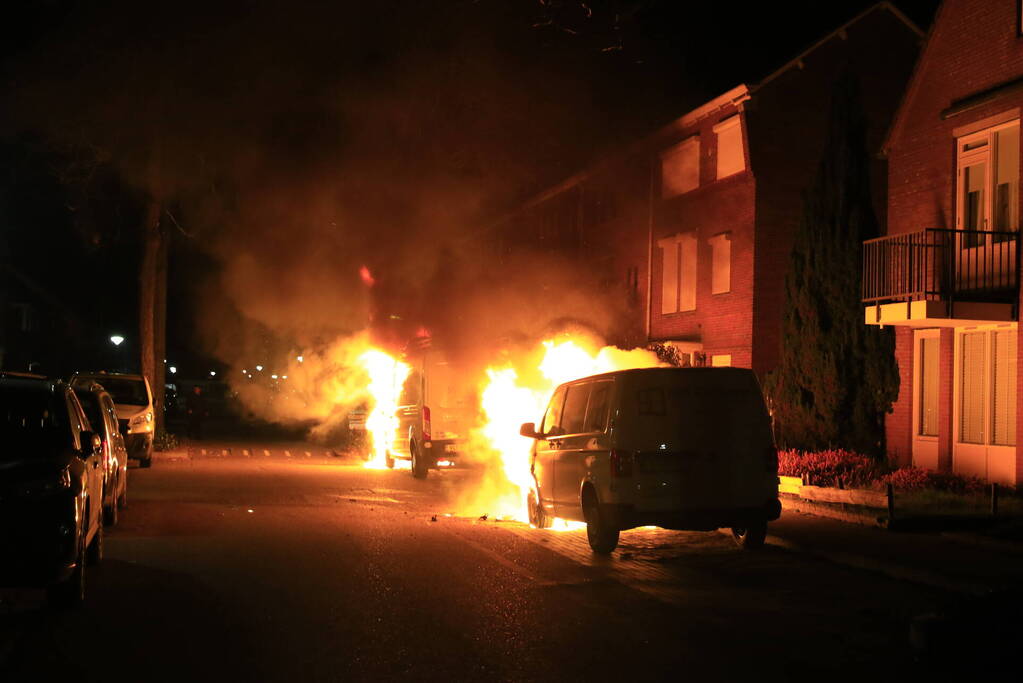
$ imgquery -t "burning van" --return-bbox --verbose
[386,337,474,478]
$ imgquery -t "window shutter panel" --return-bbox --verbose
[960,332,986,444]
[992,330,1017,446]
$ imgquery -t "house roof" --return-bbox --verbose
[483,2,923,233]
[882,0,949,154]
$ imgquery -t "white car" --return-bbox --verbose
[72,373,155,468]
[520,367,780,553]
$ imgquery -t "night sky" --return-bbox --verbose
[0,0,939,377]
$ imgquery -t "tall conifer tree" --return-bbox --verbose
[767,72,898,455]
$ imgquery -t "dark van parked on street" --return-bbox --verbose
[0,373,105,607]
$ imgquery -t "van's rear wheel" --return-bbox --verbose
[528,491,552,529]
[411,443,429,480]
[731,519,768,550]
[584,499,619,554]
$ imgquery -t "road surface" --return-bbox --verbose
[1,448,955,681]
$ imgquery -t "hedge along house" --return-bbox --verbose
[649,3,921,375]
[865,0,1023,485]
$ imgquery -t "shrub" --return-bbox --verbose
[154,430,180,452]
[777,448,886,489]
[884,467,987,495]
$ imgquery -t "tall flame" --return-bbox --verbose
[359,349,410,469]
[466,335,662,521]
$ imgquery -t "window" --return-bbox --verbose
[657,232,696,314]
[661,136,699,197]
[957,120,1020,244]
[583,381,613,432]
[541,385,567,436]
[561,383,592,434]
[713,116,745,179]
[957,328,1017,447]
[710,232,731,294]
[711,354,732,367]
[917,334,939,437]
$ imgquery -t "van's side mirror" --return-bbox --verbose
[81,431,102,457]
[519,422,539,439]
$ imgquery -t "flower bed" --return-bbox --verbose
[777,449,886,489]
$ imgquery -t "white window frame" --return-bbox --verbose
[709,232,731,294]
[657,232,697,314]
[953,325,1017,448]
[912,329,940,441]
[712,115,745,179]
[956,119,1020,237]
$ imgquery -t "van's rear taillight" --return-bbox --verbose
[610,449,634,477]
[422,406,432,441]
[765,447,778,474]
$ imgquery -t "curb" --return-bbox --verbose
[780,496,886,527]
[756,530,994,596]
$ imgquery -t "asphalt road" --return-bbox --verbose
[1,449,955,682]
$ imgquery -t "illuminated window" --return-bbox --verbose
[916,333,939,437]
[711,354,731,367]
[661,137,699,197]
[710,232,731,294]
[713,116,745,179]
[957,328,1016,447]
[957,120,1019,246]
[657,232,696,314]
[561,383,592,435]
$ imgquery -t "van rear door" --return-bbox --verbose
[622,369,774,511]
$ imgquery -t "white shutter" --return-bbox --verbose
[710,232,731,294]
[919,337,939,437]
[714,116,745,179]
[992,330,1017,446]
[658,237,680,314]
[959,332,986,444]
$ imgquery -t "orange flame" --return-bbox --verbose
[358,349,410,469]
[466,334,662,522]
[359,265,375,287]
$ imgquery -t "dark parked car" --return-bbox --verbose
[0,373,105,607]
[73,381,129,526]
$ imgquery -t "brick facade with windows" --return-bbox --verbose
[873,0,1023,484]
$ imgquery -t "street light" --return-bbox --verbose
[210,371,217,377]
[256,365,264,372]
[169,366,177,374]
[110,335,125,346]
[297,355,304,363]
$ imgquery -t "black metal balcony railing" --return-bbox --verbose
[862,228,1019,311]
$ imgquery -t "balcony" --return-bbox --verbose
[862,229,1019,327]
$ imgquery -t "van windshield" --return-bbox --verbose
[88,378,148,406]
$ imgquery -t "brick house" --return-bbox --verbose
[483,3,920,376]
[864,0,1023,485]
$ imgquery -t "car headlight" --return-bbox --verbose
[130,412,153,427]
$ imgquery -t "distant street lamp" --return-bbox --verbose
[210,371,217,377]
[297,355,304,363]
[169,366,177,374]
[110,335,125,346]
[256,365,264,372]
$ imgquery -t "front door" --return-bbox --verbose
[533,385,566,517]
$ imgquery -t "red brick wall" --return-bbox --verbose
[887,326,914,466]
[885,0,1023,478]
[649,103,757,369]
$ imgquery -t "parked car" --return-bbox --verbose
[389,337,474,478]
[73,381,128,525]
[519,367,781,553]
[72,372,154,467]
[0,373,105,607]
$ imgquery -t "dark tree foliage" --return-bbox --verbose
[766,73,898,456]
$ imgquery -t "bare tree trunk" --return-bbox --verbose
[139,198,166,437]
